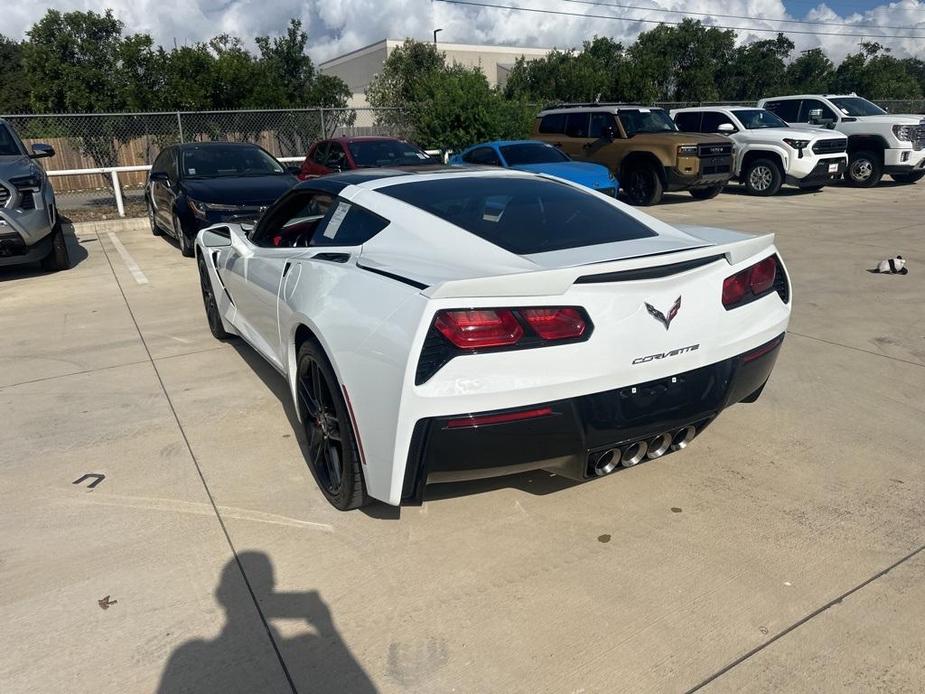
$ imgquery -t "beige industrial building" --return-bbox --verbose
[319,39,553,107]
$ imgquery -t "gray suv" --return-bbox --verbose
[0,118,69,271]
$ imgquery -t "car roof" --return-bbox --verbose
[291,166,466,194]
[760,94,856,101]
[673,105,764,112]
[177,141,264,150]
[466,140,552,149]
[538,104,661,116]
[328,136,409,144]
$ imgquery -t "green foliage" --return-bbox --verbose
[0,36,30,113]
[725,35,795,101]
[626,19,736,102]
[832,44,923,99]
[253,20,317,107]
[366,40,446,109]
[785,49,834,94]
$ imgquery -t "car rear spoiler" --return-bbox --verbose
[422,233,776,299]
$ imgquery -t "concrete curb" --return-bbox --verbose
[66,217,148,235]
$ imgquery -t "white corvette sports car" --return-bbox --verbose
[195,168,791,510]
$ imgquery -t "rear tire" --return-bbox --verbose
[845,150,883,187]
[689,183,725,200]
[891,171,925,184]
[623,164,663,206]
[296,342,368,511]
[40,221,70,272]
[742,158,782,196]
[147,199,162,236]
[197,253,232,340]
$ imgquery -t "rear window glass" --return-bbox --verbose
[380,177,656,255]
[538,113,566,134]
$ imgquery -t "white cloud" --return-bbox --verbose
[4,0,925,62]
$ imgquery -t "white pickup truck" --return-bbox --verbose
[758,94,925,187]
[671,106,848,196]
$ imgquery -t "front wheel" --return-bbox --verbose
[197,253,232,340]
[845,150,883,187]
[172,212,194,257]
[891,171,925,184]
[742,158,782,196]
[623,165,664,206]
[40,221,70,272]
[689,183,725,200]
[296,342,368,511]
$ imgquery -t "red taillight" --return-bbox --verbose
[434,309,524,349]
[749,257,777,294]
[521,307,587,340]
[446,406,554,429]
[723,256,778,309]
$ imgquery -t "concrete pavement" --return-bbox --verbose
[1,182,923,693]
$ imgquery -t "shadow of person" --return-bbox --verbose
[158,552,376,694]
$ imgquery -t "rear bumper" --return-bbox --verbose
[401,333,784,502]
[786,157,846,188]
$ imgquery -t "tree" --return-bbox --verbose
[253,19,317,107]
[408,65,532,150]
[785,48,834,94]
[0,36,30,114]
[627,20,736,102]
[366,39,445,127]
[726,34,794,101]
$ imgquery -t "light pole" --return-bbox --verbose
[433,28,443,46]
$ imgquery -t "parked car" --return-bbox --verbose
[145,142,297,256]
[758,93,925,187]
[449,140,618,195]
[532,104,734,205]
[298,137,439,179]
[194,167,791,510]
[671,106,848,196]
[0,118,68,272]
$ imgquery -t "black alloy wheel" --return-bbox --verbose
[296,342,367,510]
[624,165,664,206]
[197,254,231,340]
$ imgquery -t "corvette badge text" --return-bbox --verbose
[632,344,700,364]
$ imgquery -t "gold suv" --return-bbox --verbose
[532,104,735,205]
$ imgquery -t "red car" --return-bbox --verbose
[297,136,439,179]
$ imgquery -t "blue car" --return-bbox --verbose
[449,140,618,195]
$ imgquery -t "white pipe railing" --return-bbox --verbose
[43,154,444,218]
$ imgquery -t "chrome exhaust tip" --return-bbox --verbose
[671,425,697,451]
[646,432,673,459]
[591,449,619,477]
[620,440,648,467]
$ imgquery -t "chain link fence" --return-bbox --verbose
[3,98,923,216]
[1,107,405,214]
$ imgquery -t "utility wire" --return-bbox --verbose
[433,0,925,38]
[561,0,925,30]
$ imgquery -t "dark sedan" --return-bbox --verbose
[146,142,297,256]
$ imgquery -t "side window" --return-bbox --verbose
[799,99,837,123]
[463,147,501,166]
[254,191,334,248]
[151,151,168,175]
[589,112,616,138]
[674,112,703,132]
[763,100,801,123]
[700,111,735,132]
[311,201,389,247]
[565,112,590,138]
[538,113,566,134]
[311,142,330,165]
[326,143,348,171]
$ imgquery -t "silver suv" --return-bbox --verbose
[0,118,69,271]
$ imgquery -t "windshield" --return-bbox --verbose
[0,125,24,156]
[381,176,655,255]
[735,109,789,129]
[348,140,434,167]
[499,143,570,166]
[618,109,678,136]
[829,97,886,117]
[181,145,284,179]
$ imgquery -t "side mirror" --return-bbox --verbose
[30,143,55,159]
[717,123,736,134]
[807,108,825,125]
[201,229,232,248]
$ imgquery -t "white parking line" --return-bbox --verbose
[106,232,149,285]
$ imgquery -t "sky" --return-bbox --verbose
[4,0,925,62]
